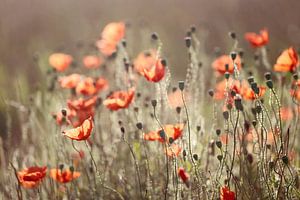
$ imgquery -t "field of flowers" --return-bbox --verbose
[0,20,300,200]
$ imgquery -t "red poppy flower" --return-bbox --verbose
[134,50,165,82]
[144,124,184,143]
[75,77,108,96]
[62,117,93,141]
[178,167,190,187]
[245,28,269,48]
[220,186,235,200]
[49,53,73,72]
[212,55,241,75]
[83,55,102,69]
[166,144,182,157]
[17,166,47,189]
[95,77,109,92]
[103,88,135,110]
[58,74,82,89]
[96,22,125,56]
[50,169,80,183]
[274,47,298,73]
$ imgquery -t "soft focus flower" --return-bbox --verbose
[166,144,182,157]
[134,50,165,82]
[83,55,102,69]
[144,124,184,143]
[103,88,135,110]
[17,166,47,189]
[178,167,189,187]
[212,55,241,75]
[96,22,125,56]
[245,28,269,48]
[75,77,108,96]
[220,186,235,200]
[62,116,93,141]
[49,53,73,72]
[58,74,82,89]
[280,107,293,121]
[50,168,80,183]
[274,47,298,73]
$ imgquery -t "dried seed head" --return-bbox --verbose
[196,126,201,132]
[239,50,244,57]
[251,82,259,94]
[151,99,157,107]
[59,164,64,170]
[169,137,174,144]
[134,107,139,113]
[178,81,185,91]
[121,39,127,47]
[136,122,143,130]
[190,25,196,33]
[255,105,262,114]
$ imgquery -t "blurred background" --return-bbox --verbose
[0,0,299,140]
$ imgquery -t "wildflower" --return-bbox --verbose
[50,168,80,183]
[134,50,165,82]
[49,53,73,72]
[280,107,293,121]
[76,77,108,96]
[220,186,235,200]
[144,124,184,143]
[62,117,93,141]
[83,55,102,69]
[103,88,135,110]
[178,167,190,187]
[274,47,298,73]
[17,166,47,189]
[166,144,182,157]
[245,28,269,48]
[212,54,241,75]
[58,74,82,89]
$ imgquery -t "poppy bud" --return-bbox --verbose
[134,107,139,113]
[224,72,230,79]
[247,154,253,164]
[151,32,159,40]
[151,99,157,107]
[252,120,257,127]
[121,39,127,47]
[59,164,64,170]
[216,129,221,136]
[230,90,236,97]
[193,154,198,161]
[120,127,125,133]
[190,25,196,33]
[217,155,223,162]
[169,137,174,144]
[208,89,214,97]
[137,92,141,98]
[186,31,192,37]
[293,73,298,80]
[136,122,143,130]
[229,31,236,39]
[230,52,237,61]
[69,166,75,172]
[176,107,181,114]
[196,126,201,132]
[185,37,192,48]
[223,111,229,120]
[234,96,243,111]
[266,80,273,89]
[251,82,259,94]
[216,140,222,149]
[61,109,67,117]
[183,149,187,157]
[161,59,167,67]
[118,120,123,126]
[282,155,289,165]
[225,64,229,71]
[178,81,185,91]
[264,72,272,80]
[159,130,166,140]
[255,105,262,114]
[247,76,254,84]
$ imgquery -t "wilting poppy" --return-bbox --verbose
[50,168,80,183]
[134,50,165,82]
[178,167,190,187]
[166,144,182,157]
[144,124,184,143]
[17,166,47,189]
[220,186,235,200]
[212,55,241,75]
[245,29,269,48]
[83,55,102,69]
[274,47,298,73]
[62,117,93,141]
[58,74,82,89]
[49,53,73,72]
[103,88,135,110]
[96,22,125,56]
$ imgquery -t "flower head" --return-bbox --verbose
[50,168,80,183]
[49,53,73,72]
[17,166,47,189]
[274,47,298,73]
[103,88,135,110]
[245,28,269,48]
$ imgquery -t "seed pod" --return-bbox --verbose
[216,140,222,149]
[151,32,159,40]
[161,59,167,67]
[266,80,273,89]
[136,122,143,130]
[185,37,192,48]
[223,111,229,120]
[230,52,237,61]
[282,155,289,165]
[264,72,272,80]
[224,72,230,79]
[217,155,223,161]
[176,107,181,114]
[208,89,214,97]
[247,76,254,84]
[216,129,221,136]
[178,81,185,91]
[151,99,157,107]
[193,154,198,161]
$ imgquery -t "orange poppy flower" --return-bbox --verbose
[144,124,184,143]
[280,107,293,121]
[58,74,82,89]
[75,77,108,96]
[49,53,73,72]
[245,28,269,48]
[178,167,189,187]
[166,144,182,157]
[212,55,241,75]
[134,50,165,82]
[17,166,47,189]
[242,85,266,100]
[220,186,235,200]
[50,169,80,183]
[103,88,135,110]
[274,47,298,73]
[62,117,93,141]
[95,77,109,92]
[83,55,102,69]
[96,22,125,56]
